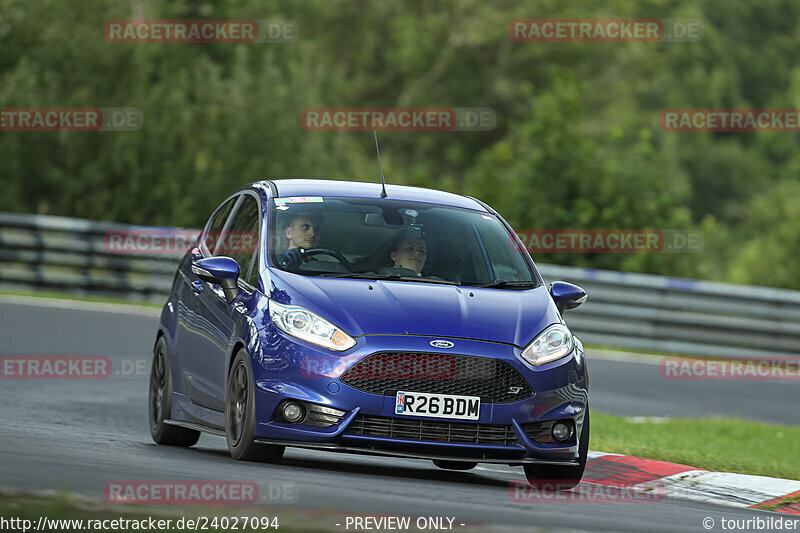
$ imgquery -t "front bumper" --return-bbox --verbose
[252,328,588,464]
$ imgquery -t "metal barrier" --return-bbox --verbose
[1,212,798,359]
[0,212,183,304]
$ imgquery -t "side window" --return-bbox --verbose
[201,196,237,255]
[218,194,260,285]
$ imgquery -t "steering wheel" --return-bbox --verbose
[301,248,353,270]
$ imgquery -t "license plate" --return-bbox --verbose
[395,391,480,420]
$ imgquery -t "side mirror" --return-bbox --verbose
[549,281,587,315]
[192,257,240,304]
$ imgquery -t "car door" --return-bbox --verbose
[176,194,240,412]
[186,192,261,412]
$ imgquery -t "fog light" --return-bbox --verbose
[552,421,573,442]
[282,402,305,423]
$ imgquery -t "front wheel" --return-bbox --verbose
[523,411,589,489]
[148,337,200,447]
[225,350,285,463]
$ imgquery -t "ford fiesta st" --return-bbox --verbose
[149,179,589,487]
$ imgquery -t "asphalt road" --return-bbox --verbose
[589,352,800,425]
[1,296,796,532]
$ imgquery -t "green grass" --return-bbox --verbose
[0,287,162,308]
[584,343,689,359]
[592,412,800,480]
[583,343,745,361]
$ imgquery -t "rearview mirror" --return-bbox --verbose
[549,281,587,315]
[192,257,240,304]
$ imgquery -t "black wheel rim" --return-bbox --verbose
[150,346,166,425]
[228,362,248,445]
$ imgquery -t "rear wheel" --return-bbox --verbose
[433,460,478,471]
[148,337,200,446]
[225,350,285,462]
[523,411,589,489]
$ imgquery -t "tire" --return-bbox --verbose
[225,350,285,463]
[523,411,589,490]
[149,336,201,447]
[433,460,478,471]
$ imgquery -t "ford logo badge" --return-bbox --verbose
[430,340,454,349]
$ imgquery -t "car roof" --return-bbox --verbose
[249,178,488,212]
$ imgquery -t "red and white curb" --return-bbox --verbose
[584,451,800,514]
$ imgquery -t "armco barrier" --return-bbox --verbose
[1,212,798,359]
[0,212,182,303]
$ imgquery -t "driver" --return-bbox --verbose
[281,212,322,268]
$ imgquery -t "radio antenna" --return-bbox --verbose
[374,130,388,198]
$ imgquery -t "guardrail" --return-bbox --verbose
[0,212,182,304]
[1,211,798,359]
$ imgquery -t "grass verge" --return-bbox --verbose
[0,287,162,308]
[584,343,692,359]
[592,412,800,480]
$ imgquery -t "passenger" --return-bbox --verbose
[379,236,427,277]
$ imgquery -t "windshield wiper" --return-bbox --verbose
[317,272,460,285]
[316,273,400,280]
[392,276,460,285]
[468,280,537,289]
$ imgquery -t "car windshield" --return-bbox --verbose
[268,196,538,288]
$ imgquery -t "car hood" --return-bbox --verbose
[266,270,561,347]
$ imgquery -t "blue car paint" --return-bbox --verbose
[156,179,588,464]
[193,256,241,280]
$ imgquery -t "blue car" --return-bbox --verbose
[149,179,589,487]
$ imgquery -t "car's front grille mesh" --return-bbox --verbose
[345,414,517,446]
[339,352,533,403]
[520,420,555,443]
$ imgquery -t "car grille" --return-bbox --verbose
[520,420,555,443]
[339,352,534,404]
[345,414,517,446]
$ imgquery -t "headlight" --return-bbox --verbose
[520,324,574,366]
[268,300,356,351]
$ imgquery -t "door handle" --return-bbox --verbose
[192,280,203,294]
